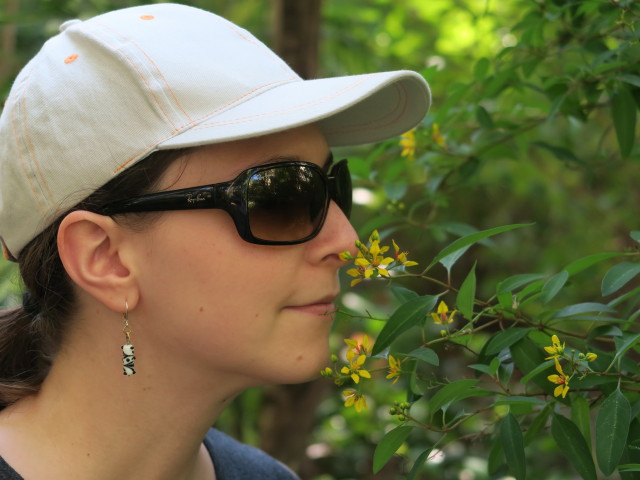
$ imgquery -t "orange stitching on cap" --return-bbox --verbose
[11,67,49,214]
[323,83,409,136]
[86,23,180,130]
[64,54,79,64]
[222,21,292,76]
[140,15,154,20]
[20,79,55,205]
[112,76,298,173]
[188,77,371,129]
[94,20,191,122]
[192,79,410,138]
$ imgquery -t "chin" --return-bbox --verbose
[276,349,331,385]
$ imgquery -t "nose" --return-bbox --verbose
[306,200,358,266]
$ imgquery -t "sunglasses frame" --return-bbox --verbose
[96,159,352,246]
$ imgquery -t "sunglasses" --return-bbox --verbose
[97,159,352,245]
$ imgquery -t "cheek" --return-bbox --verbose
[133,215,331,382]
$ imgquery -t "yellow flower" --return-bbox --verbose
[431,301,456,325]
[339,251,354,261]
[340,354,371,384]
[585,352,597,362]
[392,239,418,267]
[544,335,565,360]
[344,335,372,358]
[548,358,570,398]
[320,367,333,377]
[400,129,416,160]
[343,231,418,286]
[386,355,402,384]
[343,389,368,412]
[432,123,446,148]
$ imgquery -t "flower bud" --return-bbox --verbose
[330,354,339,363]
[338,251,353,261]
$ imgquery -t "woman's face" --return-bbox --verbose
[130,125,358,388]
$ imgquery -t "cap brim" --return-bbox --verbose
[158,70,430,149]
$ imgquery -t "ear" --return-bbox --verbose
[57,211,139,313]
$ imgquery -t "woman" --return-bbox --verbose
[0,3,430,479]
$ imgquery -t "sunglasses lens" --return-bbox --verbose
[247,165,328,242]
[333,161,352,218]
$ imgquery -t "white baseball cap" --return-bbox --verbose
[0,3,431,260]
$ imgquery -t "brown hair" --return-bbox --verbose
[0,149,187,407]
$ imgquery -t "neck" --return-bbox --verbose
[0,307,253,480]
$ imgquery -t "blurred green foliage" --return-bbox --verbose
[1,0,639,479]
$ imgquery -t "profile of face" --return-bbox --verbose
[125,125,358,389]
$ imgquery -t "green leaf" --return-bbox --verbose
[428,379,480,417]
[439,245,472,273]
[405,347,439,366]
[476,105,494,129]
[494,396,546,407]
[501,413,526,480]
[390,286,419,303]
[553,302,616,318]
[372,295,438,355]
[488,436,505,474]
[572,395,592,449]
[532,141,582,165]
[632,232,640,244]
[602,262,640,296]
[469,363,493,375]
[541,270,569,304]
[456,263,476,320]
[373,425,413,473]
[564,252,626,276]
[551,414,598,480]
[511,338,551,391]
[612,86,637,158]
[596,389,631,476]
[609,333,640,369]
[524,405,551,446]
[485,328,533,355]
[520,359,554,385]
[427,224,532,269]
[619,464,640,472]
[405,448,432,480]
[497,273,546,295]
[618,74,640,88]
[474,57,490,81]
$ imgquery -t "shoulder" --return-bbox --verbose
[203,429,300,480]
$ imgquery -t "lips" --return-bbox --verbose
[285,294,338,316]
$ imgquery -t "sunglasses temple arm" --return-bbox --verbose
[97,185,219,215]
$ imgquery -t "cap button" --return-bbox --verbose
[59,19,82,32]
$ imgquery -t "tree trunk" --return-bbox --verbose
[1,0,19,87]
[258,5,325,475]
[272,0,322,79]
[259,380,332,475]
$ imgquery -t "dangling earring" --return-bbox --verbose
[121,300,136,375]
